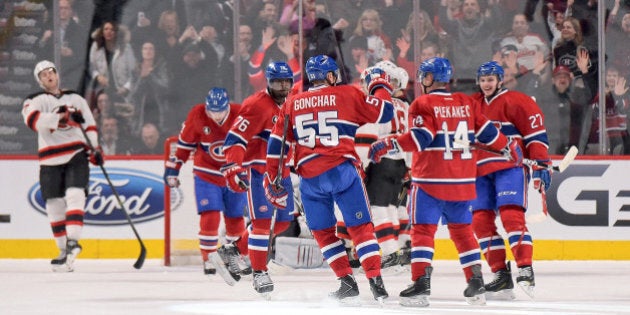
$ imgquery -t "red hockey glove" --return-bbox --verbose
[164,157,183,187]
[501,139,523,166]
[220,163,249,193]
[263,173,288,209]
[368,136,400,163]
[88,146,104,166]
[364,67,393,95]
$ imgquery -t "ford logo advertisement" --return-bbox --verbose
[28,168,183,225]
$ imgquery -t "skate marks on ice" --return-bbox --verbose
[1,260,629,315]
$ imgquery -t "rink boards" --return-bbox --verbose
[1,155,629,260]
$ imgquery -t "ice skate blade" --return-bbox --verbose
[260,292,272,300]
[381,264,406,276]
[485,289,515,300]
[399,295,430,307]
[334,295,361,307]
[254,284,274,294]
[465,294,487,305]
[208,252,237,286]
[65,247,81,267]
[51,264,73,273]
[518,281,535,298]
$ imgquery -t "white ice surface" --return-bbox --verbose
[1,259,629,315]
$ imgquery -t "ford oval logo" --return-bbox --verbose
[28,168,183,226]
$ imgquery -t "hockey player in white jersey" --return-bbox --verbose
[355,61,411,271]
[22,60,102,272]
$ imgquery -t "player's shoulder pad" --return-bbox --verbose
[23,91,47,101]
[60,89,81,96]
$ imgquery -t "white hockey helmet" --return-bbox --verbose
[390,66,409,91]
[359,66,377,94]
[33,60,57,87]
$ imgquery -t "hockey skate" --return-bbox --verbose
[52,240,82,272]
[398,243,411,267]
[252,270,274,299]
[208,245,241,286]
[516,265,535,298]
[203,260,216,276]
[218,244,242,278]
[399,266,432,307]
[368,275,389,305]
[51,249,70,272]
[484,261,515,300]
[463,265,486,305]
[381,252,405,275]
[329,274,360,305]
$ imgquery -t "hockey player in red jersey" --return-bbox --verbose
[470,61,551,299]
[163,87,247,284]
[22,60,102,272]
[369,57,523,307]
[220,61,296,296]
[264,55,394,304]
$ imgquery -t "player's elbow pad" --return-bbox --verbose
[377,101,394,123]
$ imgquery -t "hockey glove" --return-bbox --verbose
[369,136,401,163]
[57,105,82,128]
[88,146,104,166]
[70,110,85,124]
[364,67,393,95]
[263,173,288,209]
[501,139,523,166]
[220,163,249,193]
[532,165,552,193]
[164,157,183,187]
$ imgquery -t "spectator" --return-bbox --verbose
[128,40,171,136]
[553,16,598,94]
[88,21,136,104]
[224,23,256,99]
[37,0,89,92]
[153,10,185,76]
[500,13,549,72]
[600,66,629,154]
[132,122,163,154]
[100,116,131,155]
[344,36,369,86]
[530,65,574,154]
[438,0,504,93]
[171,41,216,125]
[249,1,280,49]
[248,24,301,92]
[350,9,392,62]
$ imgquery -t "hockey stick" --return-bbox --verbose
[454,139,578,222]
[267,114,290,261]
[453,139,578,173]
[79,126,147,269]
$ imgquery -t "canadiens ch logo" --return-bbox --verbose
[414,116,423,127]
[272,115,278,124]
[203,126,211,135]
[208,141,226,162]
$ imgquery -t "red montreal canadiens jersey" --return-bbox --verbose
[472,89,549,177]
[174,103,241,186]
[395,90,507,201]
[223,90,283,174]
[268,85,393,179]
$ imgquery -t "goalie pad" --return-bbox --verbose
[273,236,326,269]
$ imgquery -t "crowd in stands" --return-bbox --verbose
[31,0,630,155]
